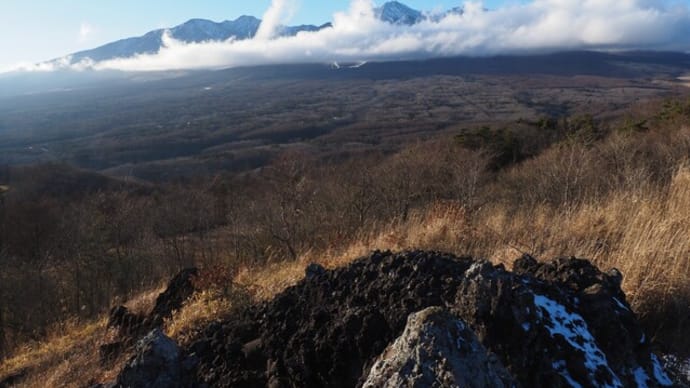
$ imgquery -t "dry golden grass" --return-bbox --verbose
[0,285,166,387]
[477,165,690,314]
[234,164,690,331]
[235,261,307,301]
[124,285,167,315]
[0,318,112,388]
[165,290,233,345]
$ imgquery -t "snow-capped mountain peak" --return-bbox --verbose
[375,1,424,25]
[51,2,432,68]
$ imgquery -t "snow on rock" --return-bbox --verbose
[661,354,690,386]
[362,307,515,388]
[456,255,675,388]
[651,354,673,386]
[375,1,424,25]
[634,366,653,388]
[533,293,623,388]
[613,297,631,312]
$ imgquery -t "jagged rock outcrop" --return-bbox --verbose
[114,329,184,388]
[362,307,515,388]
[191,251,473,387]
[102,251,676,387]
[101,268,198,364]
[453,256,672,387]
[150,268,199,326]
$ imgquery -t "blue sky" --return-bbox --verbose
[0,1,513,68]
[2,0,688,72]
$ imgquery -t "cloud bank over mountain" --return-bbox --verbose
[15,0,690,72]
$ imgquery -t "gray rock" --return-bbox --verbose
[115,329,182,388]
[362,307,515,388]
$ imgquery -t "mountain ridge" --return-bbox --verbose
[374,1,424,25]
[54,1,430,66]
[64,15,313,65]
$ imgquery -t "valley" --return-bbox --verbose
[1,52,688,181]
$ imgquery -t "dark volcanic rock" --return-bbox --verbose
[662,355,690,387]
[305,262,326,280]
[100,268,198,365]
[105,251,673,388]
[192,251,473,387]
[513,256,649,383]
[0,369,27,388]
[150,268,199,326]
[106,267,197,338]
[453,256,672,387]
[106,305,147,339]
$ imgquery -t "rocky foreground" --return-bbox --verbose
[100,251,682,387]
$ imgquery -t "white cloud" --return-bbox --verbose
[3,58,68,73]
[43,0,690,72]
[255,0,290,40]
[79,22,95,43]
[4,55,96,73]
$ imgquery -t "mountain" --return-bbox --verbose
[50,2,453,67]
[280,23,333,36]
[441,7,465,19]
[62,16,328,65]
[375,1,424,25]
[375,2,465,25]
